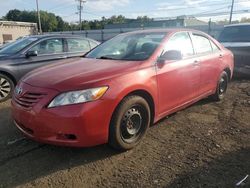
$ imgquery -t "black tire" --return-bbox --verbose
[211,71,228,101]
[109,95,151,151]
[0,73,14,103]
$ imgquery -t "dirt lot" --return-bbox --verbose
[0,79,249,188]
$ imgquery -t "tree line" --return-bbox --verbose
[1,9,250,32]
[1,9,152,32]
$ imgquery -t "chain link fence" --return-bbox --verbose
[47,25,224,42]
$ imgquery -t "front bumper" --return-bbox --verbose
[11,82,114,147]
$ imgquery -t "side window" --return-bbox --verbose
[67,38,90,53]
[210,40,220,52]
[164,32,194,58]
[192,34,212,54]
[29,38,63,55]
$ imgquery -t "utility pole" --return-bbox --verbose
[76,0,86,31]
[229,0,235,24]
[36,0,42,34]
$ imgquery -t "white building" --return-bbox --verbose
[0,21,37,44]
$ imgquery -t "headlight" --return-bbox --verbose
[48,86,108,108]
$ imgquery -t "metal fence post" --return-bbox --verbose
[101,30,104,42]
[208,18,212,35]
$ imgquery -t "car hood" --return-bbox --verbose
[22,58,142,91]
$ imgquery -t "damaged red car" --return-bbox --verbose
[12,29,234,150]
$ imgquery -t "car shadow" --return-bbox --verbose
[166,148,250,188]
[0,137,121,187]
[0,105,121,187]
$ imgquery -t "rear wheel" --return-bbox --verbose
[109,96,151,150]
[211,71,228,101]
[0,74,14,102]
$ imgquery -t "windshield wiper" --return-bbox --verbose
[97,56,116,60]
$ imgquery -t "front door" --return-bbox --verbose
[16,38,67,79]
[156,32,200,116]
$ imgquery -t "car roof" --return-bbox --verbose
[25,34,98,41]
[124,28,203,35]
[224,23,250,27]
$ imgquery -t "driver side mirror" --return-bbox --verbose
[26,50,38,58]
[157,50,182,63]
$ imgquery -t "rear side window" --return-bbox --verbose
[210,41,220,52]
[192,34,212,54]
[218,25,250,42]
[164,32,194,57]
[67,38,90,53]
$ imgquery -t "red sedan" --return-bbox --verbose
[12,29,234,150]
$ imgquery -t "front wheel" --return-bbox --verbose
[109,96,151,151]
[211,71,228,101]
[0,74,14,103]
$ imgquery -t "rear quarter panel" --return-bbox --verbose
[209,35,234,79]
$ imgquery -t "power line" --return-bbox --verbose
[83,11,104,17]
[61,13,78,19]
[195,5,231,15]
[44,0,249,17]
[92,0,249,14]
[76,1,249,21]
[48,3,75,12]
[193,9,250,17]
[41,0,250,23]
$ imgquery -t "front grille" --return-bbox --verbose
[15,92,46,110]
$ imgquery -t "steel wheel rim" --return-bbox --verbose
[120,105,147,144]
[0,77,11,100]
[219,76,227,95]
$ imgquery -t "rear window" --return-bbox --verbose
[218,25,250,42]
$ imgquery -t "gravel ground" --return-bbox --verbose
[0,79,249,188]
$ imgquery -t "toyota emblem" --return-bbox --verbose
[15,87,23,96]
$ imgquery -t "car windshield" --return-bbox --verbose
[86,32,166,61]
[218,25,250,42]
[0,37,38,54]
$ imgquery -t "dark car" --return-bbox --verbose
[218,24,250,76]
[0,41,14,50]
[0,35,99,102]
[12,29,233,150]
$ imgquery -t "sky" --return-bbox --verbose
[0,0,250,23]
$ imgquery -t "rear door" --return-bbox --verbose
[190,33,222,95]
[16,38,67,78]
[156,32,200,116]
[66,38,91,58]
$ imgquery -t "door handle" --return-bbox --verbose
[59,55,67,59]
[193,60,200,66]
